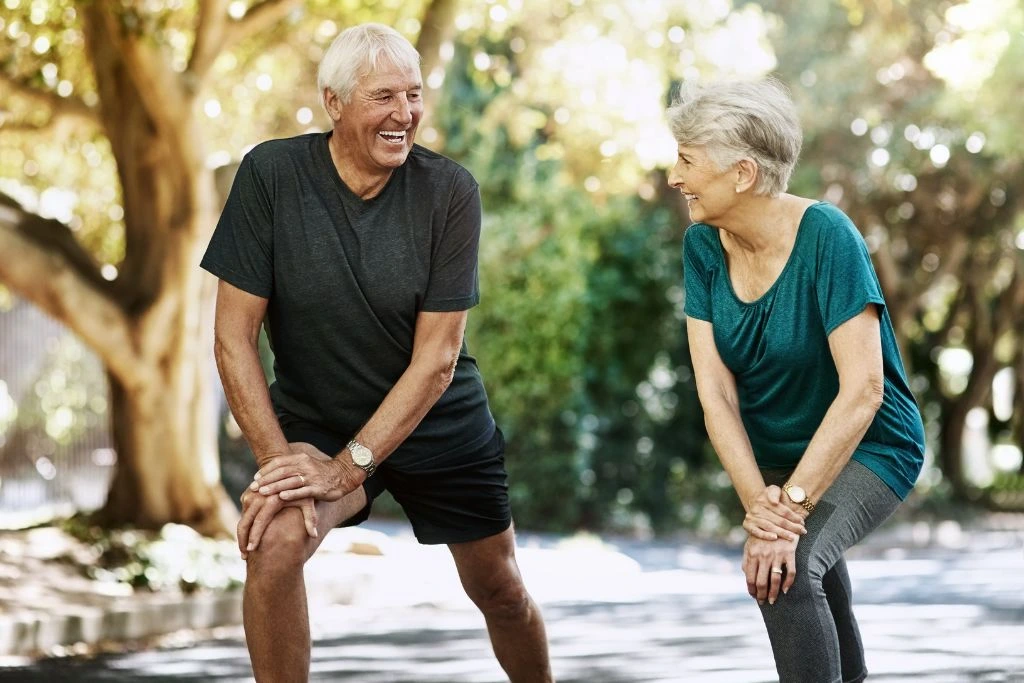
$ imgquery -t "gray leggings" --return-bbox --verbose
[760,460,901,683]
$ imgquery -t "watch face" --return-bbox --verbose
[351,443,373,467]
[787,485,807,503]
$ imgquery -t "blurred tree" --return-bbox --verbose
[0,0,450,534]
[764,0,1024,500]
[431,0,775,532]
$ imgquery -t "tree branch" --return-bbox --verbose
[185,0,302,86]
[417,0,460,82]
[228,0,303,43]
[0,117,96,141]
[0,73,98,126]
[0,193,142,387]
[80,2,189,139]
[186,0,232,86]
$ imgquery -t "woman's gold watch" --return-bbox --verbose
[783,482,815,513]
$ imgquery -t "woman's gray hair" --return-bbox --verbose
[666,78,802,197]
[317,23,421,107]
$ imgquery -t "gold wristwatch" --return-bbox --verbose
[783,482,815,513]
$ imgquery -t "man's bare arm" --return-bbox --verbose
[212,280,291,467]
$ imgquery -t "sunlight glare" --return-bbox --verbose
[924,0,1015,93]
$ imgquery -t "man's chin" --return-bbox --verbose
[377,150,412,168]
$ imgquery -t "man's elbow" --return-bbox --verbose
[437,354,458,393]
[213,325,255,366]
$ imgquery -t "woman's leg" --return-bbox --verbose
[759,461,900,683]
[823,558,867,682]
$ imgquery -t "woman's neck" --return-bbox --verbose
[717,193,807,256]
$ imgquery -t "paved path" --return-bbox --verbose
[0,521,1021,682]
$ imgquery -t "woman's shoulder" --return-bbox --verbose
[800,201,865,245]
[683,221,717,244]
[682,222,719,261]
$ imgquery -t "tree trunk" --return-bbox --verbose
[2,0,461,536]
[96,220,236,535]
[76,3,237,535]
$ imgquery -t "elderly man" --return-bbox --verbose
[202,22,553,683]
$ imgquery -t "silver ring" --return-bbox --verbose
[771,568,783,575]
[298,474,305,485]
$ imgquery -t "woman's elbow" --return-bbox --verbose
[863,373,885,414]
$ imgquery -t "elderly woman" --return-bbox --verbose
[669,78,925,682]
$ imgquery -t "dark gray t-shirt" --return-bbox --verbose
[201,133,495,468]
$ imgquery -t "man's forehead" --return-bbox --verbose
[358,64,422,92]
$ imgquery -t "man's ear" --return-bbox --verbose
[323,88,343,122]
[735,158,758,193]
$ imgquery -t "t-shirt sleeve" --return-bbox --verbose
[421,168,482,312]
[814,209,885,335]
[200,154,274,298]
[683,225,713,321]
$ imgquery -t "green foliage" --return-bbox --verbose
[439,29,724,533]
[4,0,1022,535]
[763,0,1024,498]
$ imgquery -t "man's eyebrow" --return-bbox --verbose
[367,84,423,97]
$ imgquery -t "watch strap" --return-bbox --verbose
[783,482,815,513]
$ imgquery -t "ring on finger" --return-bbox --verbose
[771,567,783,575]
[298,474,305,485]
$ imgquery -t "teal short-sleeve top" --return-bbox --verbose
[683,202,925,499]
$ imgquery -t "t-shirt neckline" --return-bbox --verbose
[715,200,824,307]
[317,131,403,206]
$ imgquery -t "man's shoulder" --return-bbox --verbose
[244,133,322,169]
[407,145,478,188]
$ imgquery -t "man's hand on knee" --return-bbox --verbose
[238,488,317,559]
[250,442,365,504]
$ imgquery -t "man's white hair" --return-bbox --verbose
[317,23,421,108]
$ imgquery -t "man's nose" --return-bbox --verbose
[393,94,413,123]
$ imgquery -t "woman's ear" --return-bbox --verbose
[735,158,758,193]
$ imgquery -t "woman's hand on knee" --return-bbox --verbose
[743,536,798,605]
[744,486,807,541]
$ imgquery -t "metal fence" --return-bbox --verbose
[0,296,115,527]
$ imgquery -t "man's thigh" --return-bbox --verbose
[384,427,512,545]
[281,426,380,528]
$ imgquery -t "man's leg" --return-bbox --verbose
[449,526,554,683]
[243,488,367,683]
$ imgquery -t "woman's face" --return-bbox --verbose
[667,144,737,223]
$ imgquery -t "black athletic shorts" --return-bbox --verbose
[280,423,512,545]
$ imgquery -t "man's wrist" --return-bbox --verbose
[346,438,377,477]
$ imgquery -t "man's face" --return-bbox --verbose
[331,60,423,174]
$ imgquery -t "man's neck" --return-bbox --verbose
[328,133,392,200]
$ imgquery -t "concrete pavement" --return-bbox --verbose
[0,516,1022,681]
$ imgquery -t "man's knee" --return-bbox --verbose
[247,508,308,574]
[465,572,532,622]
